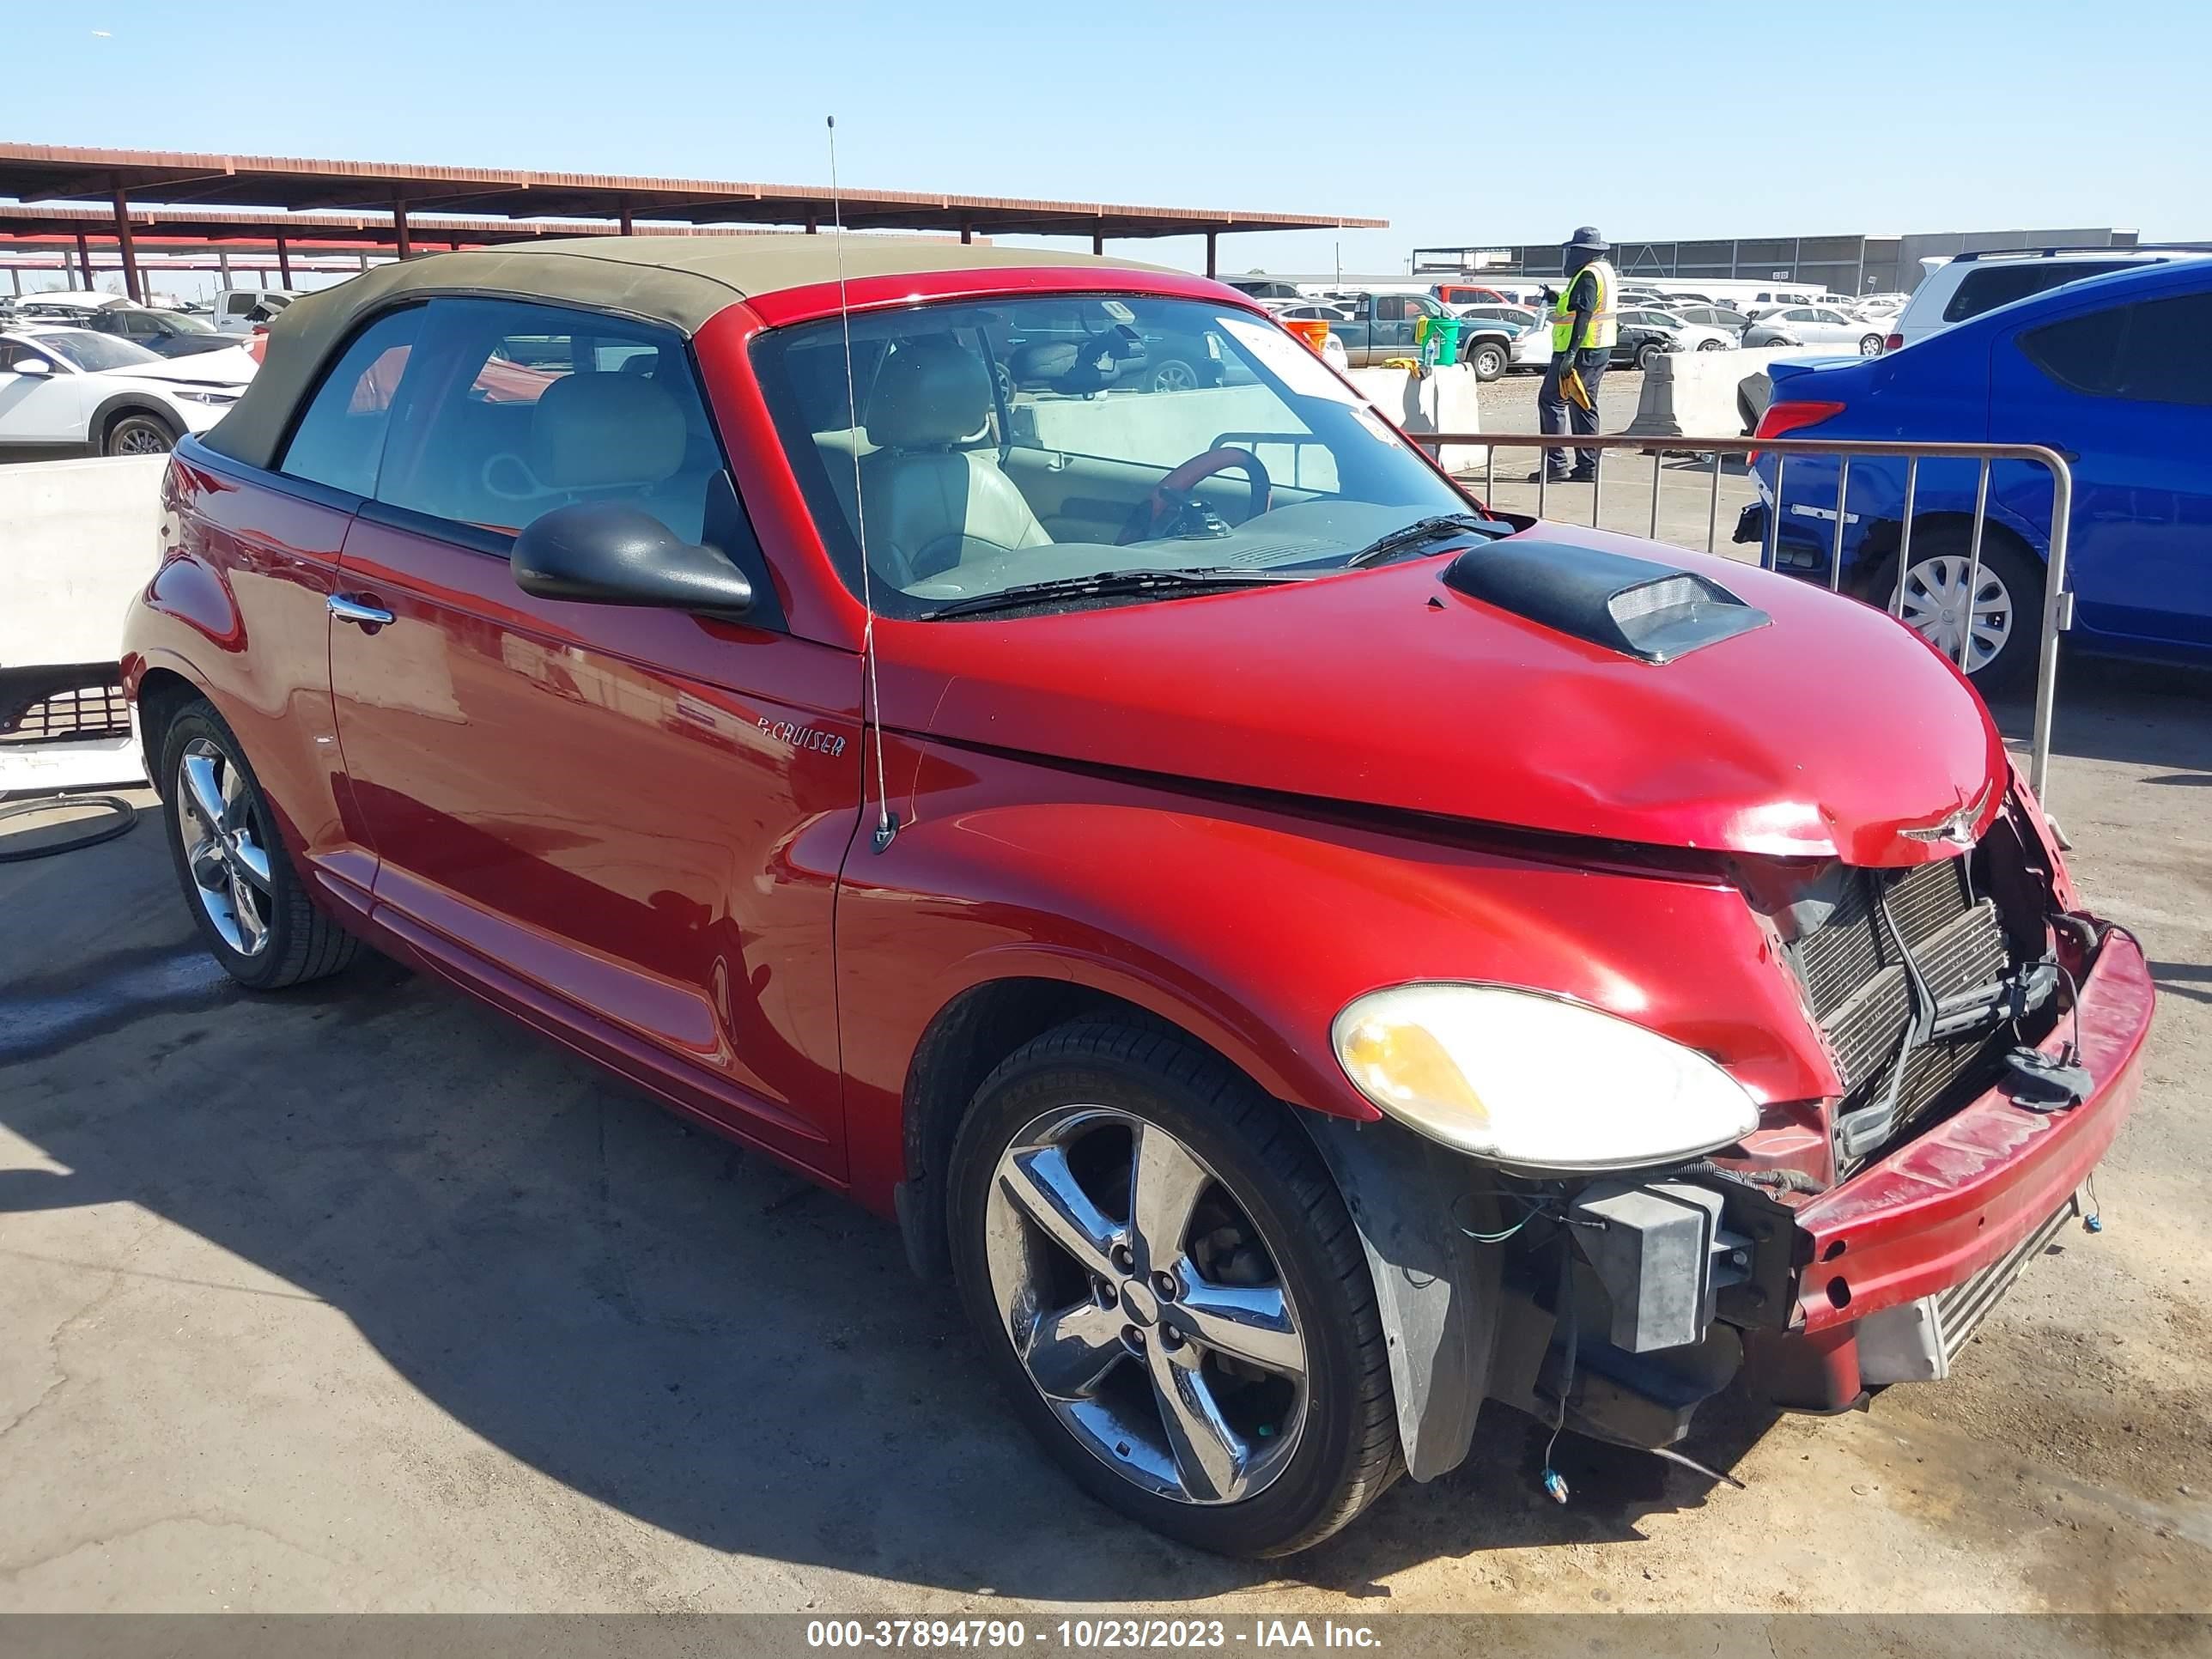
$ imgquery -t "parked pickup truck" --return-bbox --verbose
[1329,290,1515,380]
[210,288,303,335]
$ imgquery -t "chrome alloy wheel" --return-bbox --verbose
[173,737,275,957]
[1899,552,2014,675]
[981,1105,1308,1505]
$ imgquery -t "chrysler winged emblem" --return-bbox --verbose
[1898,780,1995,848]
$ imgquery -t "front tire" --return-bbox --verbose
[1468,342,1506,380]
[160,699,360,988]
[949,1019,1400,1558]
[104,410,179,457]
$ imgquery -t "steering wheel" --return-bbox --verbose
[1116,447,1272,545]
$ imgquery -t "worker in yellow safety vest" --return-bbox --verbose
[1529,226,1620,482]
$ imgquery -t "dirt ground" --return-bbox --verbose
[1,416,2208,1613]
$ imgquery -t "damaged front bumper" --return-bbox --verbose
[1748,919,2152,1406]
[1310,918,2154,1477]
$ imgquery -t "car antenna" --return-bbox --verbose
[829,113,898,854]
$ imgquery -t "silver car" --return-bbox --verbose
[1741,303,1888,356]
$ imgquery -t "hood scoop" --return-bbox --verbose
[1443,541,1771,664]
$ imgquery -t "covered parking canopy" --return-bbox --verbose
[0,143,1385,301]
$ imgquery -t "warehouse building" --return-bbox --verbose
[1413,228,2146,298]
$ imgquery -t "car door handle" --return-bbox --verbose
[327,593,395,627]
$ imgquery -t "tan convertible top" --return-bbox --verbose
[203,233,1160,471]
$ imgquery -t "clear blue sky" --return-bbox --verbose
[9,0,2206,277]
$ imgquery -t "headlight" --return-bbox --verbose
[173,389,239,405]
[1331,984,1759,1172]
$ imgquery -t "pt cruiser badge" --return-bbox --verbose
[758,717,848,757]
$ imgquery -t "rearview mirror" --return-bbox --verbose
[13,357,52,376]
[512,502,753,617]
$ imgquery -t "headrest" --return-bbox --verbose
[530,373,687,490]
[866,337,991,449]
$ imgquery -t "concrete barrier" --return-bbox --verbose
[1,454,165,791]
[1346,364,1485,473]
[1622,349,1823,441]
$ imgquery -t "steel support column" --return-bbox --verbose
[276,235,292,286]
[1205,230,1217,277]
[1091,228,1103,255]
[393,199,411,259]
[75,232,93,285]
[111,182,141,301]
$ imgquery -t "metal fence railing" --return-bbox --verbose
[1403,431,2075,817]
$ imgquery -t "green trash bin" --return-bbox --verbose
[1415,313,1462,368]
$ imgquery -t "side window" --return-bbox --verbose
[374,297,725,544]
[2018,305,2129,397]
[2022,295,2212,406]
[1375,295,1411,323]
[1944,261,2136,324]
[278,307,426,498]
[225,294,258,318]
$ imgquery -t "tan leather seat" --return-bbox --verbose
[858,337,1049,584]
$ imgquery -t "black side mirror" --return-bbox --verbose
[512,501,753,617]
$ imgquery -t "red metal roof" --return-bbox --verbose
[0,143,1384,240]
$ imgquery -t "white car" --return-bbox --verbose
[1885,248,2202,351]
[3,290,130,328]
[0,326,256,455]
[1616,306,1738,353]
[1741,303,1888,356]
[1850,292,1911,320]
[1271,304,1353,372]
[1453,302,1553,370]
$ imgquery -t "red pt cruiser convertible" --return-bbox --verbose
[122,239,2152,1556]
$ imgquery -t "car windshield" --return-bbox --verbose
[36,331,163,372]
[753,294,1474,618]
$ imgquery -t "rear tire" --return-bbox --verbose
[159,699,360,989]
[1858,333,1884,356]
[1870,527,2045,693]
[948,1018,1400,1558]
[1637,341,1665,372]
[104,410,179,457]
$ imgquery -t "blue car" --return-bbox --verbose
[1735,258,2212,688]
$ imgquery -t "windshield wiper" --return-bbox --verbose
[1341,513,1499,568]
[921,567,1315,620]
